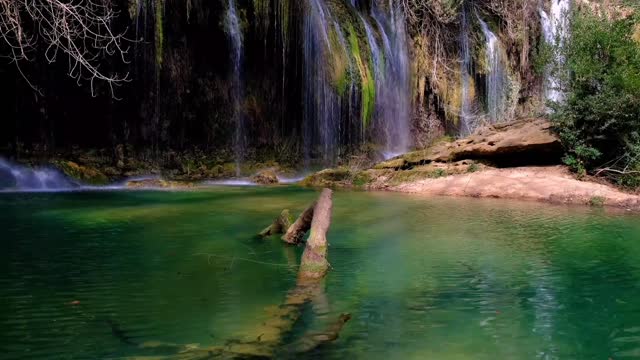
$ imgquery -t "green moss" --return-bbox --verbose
[430,169,447,178]
[300,168,352,187]
[53,161,109,185]
[155,0,164,68]
[387,168,449,185]
[348,24,375,127]
[328,27,350,97]
[352,171,372,187]
[128,0,139,19]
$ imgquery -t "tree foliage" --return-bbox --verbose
[552,9,640,188]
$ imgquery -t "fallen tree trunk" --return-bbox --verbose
[299,188,333,280]
[282,202,316,244]
[119,188,343,359]
[259,209,293,237]
[288,313,352,353]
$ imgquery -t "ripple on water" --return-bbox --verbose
[1,189,640,359]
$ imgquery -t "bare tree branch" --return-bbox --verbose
[0,0,131,97]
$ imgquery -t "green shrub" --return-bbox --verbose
[467,163,480,173]
[552,10,640,188]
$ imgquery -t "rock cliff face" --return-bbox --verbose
[301,118,640,209]
[378,118,562,169]
[302,118,563,187]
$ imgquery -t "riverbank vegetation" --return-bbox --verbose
[551,8,640,188]
[1,0,639,195]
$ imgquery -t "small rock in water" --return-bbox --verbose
[251,169,279,185]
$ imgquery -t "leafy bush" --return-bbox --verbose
[551,10,640,187]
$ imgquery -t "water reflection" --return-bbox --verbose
[1,189,640,359]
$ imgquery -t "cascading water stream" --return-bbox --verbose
[303,0,348,164]
[226,0,245,175]
[477,15,509,124]
[540,0,571,104]
[0,159,76,191]
[360,15,383,142]
[371,1,411,158]
[459,5,475,136]
[302,0,412,163]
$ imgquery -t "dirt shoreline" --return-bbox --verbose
[388,165,640,210]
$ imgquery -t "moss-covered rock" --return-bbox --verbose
[300,168,353,188]
[52,160,109,185]
[251,169,279,185]
[373,158,407,170]
[125,179,196,189]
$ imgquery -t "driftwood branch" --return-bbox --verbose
[287,313,352,353]
[594,167,640,177]
[259,209,293,237]
[282,202,316,244]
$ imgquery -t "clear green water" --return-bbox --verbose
[2,187,640,359]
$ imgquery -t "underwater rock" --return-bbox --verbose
[251,169,279,185]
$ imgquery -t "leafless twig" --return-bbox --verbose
[0,0,131,97]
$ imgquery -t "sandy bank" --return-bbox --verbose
[391,165,640,210]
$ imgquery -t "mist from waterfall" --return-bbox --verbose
[0,159,76,191]
[540,0,571,104]
[477,15,509,124]
[226,0,245,175]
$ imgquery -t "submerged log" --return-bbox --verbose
[282,202,315,244]
[259,209,293,237]
[288,313,352,353]
[119,188,343,359]
[299,188,332,280]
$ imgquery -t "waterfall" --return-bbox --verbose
[371,1,411,158]
[477,15,509,124]
[302,0,411,162]
[303,0,348,163]
[0,159,76,191]
[226,0,245,175]
[540,0,571,103]
[360,15,382,143]
[459,5,475,136]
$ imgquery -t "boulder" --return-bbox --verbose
[300,168,353,188]
[251,169,279,185]
[126,179,195,189]
[402,118,562,167]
